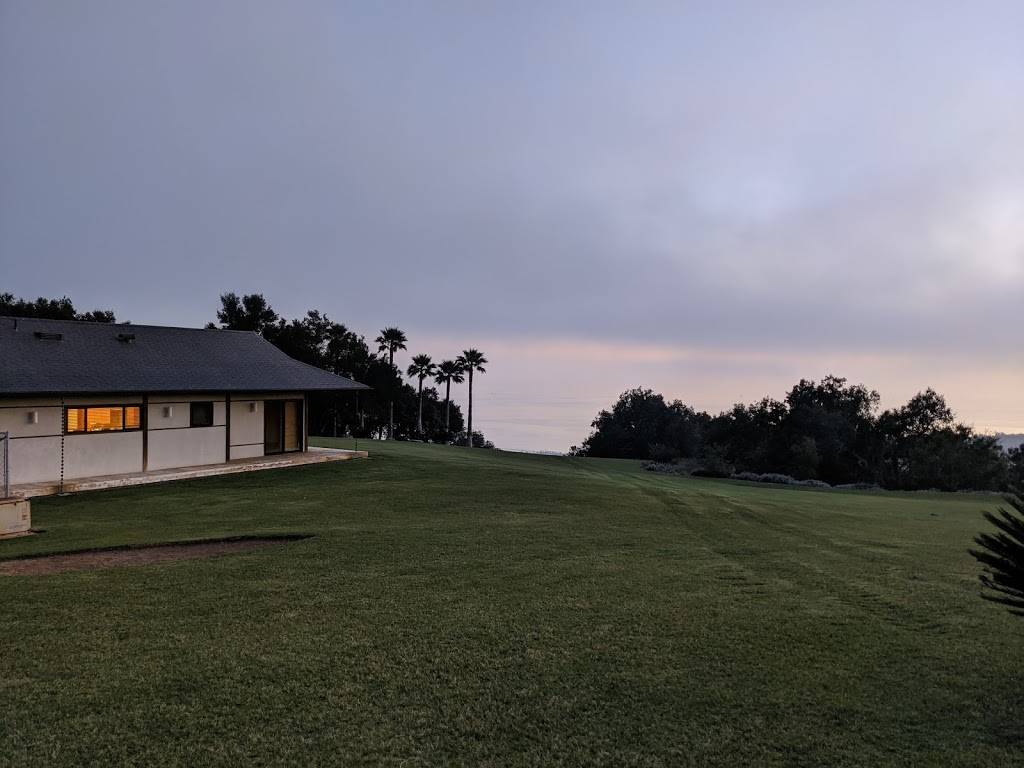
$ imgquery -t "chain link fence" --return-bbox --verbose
[0,432,9,499]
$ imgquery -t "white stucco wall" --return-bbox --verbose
[228,392,303,456]
[0,398,63,439]
[229,397,264,458]
[146,395,227,471]
[147,395,227,430]
[8,436,62,484]
[64,432,144,479]
[229,444,264,460]
[1,399,64,483]
[2,392,306,484]
[148,426,227,470]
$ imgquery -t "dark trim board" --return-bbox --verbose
[303,393,309,452]
[0,400,144,408]
[0,404,64,410]
[146,424,227,432]
[142,394,149,471]
[225,393,232,461]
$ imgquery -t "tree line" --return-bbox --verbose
[1,292,116,323]
[209,292,492,446]
[572,377,1024,492]
[0,291,493,447]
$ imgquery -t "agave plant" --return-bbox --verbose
[970,494,1024,617]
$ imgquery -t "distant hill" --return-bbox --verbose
[995,433,1024,451]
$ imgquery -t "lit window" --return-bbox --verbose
[65,406,142,434]
[125,406,141,430]
[88,407,123,432]
[190,402,214,428]
[66,408,86,433]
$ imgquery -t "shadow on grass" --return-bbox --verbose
[0,533,314,575]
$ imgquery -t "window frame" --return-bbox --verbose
[189,401,215,428]
[64,405,143,435]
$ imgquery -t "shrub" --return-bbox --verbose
[834,482,882,491]
[641,462,686,475]
[794,479,831,488]
[693,445,734,478]
[788,436,821,480]
[691,467,731,478]
[454,430,494,449]
[729,472,831,488]
[648,443,680,464]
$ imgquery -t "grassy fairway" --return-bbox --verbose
[1,440,1021,767]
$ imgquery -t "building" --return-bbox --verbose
[0,316,368,487]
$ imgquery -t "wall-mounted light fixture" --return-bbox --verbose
[248,402,257,413]
[27,410,38,424]
[163,406,173,418]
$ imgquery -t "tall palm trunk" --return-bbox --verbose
[417,377,424,433]
[467,368,474,448]
[444,380,451,431]
[388,349,395,439]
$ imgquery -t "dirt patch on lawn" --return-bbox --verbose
[0,535,310,576]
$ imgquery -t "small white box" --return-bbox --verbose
[0,498,32,539]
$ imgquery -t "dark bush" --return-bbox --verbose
[794,478,832,488]
[692,444,734,478]
[729,471,831,488]
[648,443,680,464]
[691,468,731,478]
[642,462,687,475]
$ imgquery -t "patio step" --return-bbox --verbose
[11,448,369,499]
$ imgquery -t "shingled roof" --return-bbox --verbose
[0,316,369,395]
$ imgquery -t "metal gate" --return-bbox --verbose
[0,431,9,499]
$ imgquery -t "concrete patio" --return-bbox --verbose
[11,447,368,499]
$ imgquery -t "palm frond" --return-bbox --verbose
[969,495,1024,616]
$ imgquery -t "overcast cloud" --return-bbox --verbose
[2,2,1022,449]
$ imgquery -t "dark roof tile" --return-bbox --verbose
[0,316,369,395]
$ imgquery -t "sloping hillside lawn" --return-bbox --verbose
[1,440,1020,767]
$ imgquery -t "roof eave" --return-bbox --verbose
[0,384,372,397]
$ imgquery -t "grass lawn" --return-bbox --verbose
[1,439,1021,766]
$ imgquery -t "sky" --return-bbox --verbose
[2,1,1022,451]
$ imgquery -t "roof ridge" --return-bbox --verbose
[0,315,259,334]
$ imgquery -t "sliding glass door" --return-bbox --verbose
[264,399,303,454]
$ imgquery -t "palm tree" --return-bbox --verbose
[375,327,407,438]
[406,354,436,435]
[970,495,1024,617]
[456,348,487,448]
[434,360,465,434]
